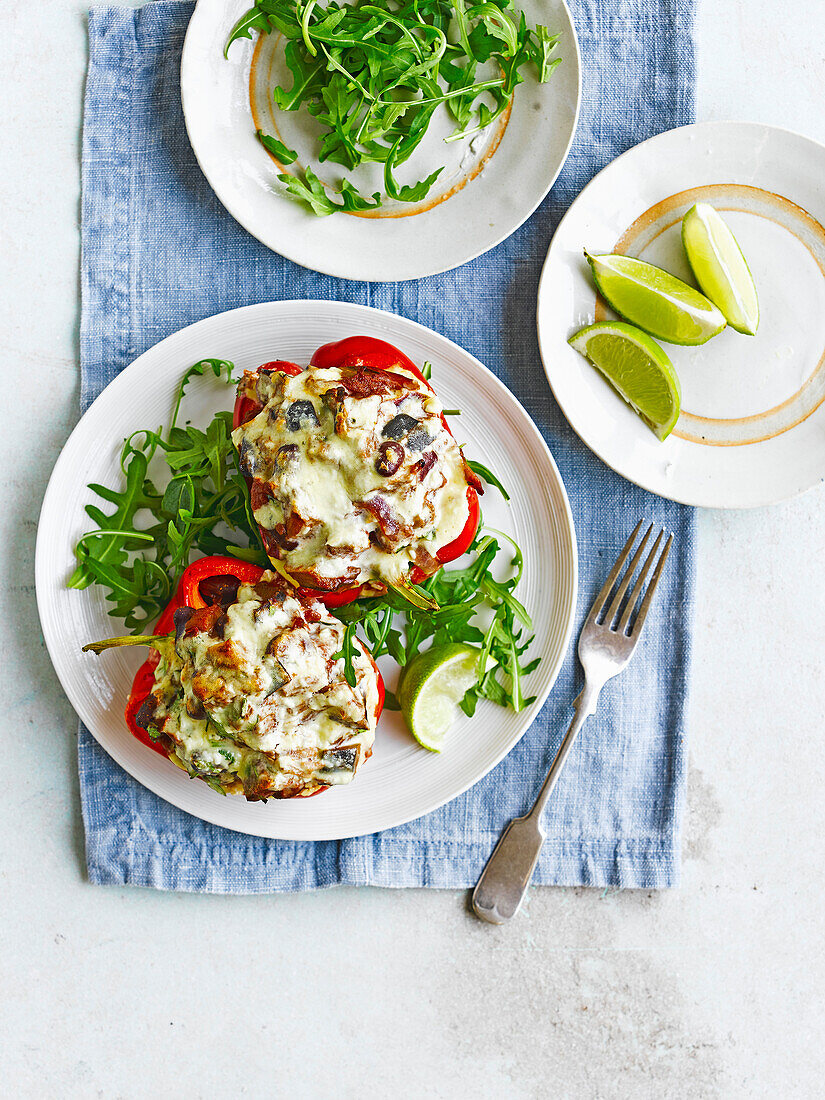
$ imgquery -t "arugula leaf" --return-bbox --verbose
[68,448,156,591]
[332,520,540,718]
[273,40,325,110]
[224,6,272,58]
[256,129,298,164]
[277,166,337,215]
[277,166,380,215]
[336,179,383,212]
[225,0,562,214]
[531,27,561,82]
[384,137,443,204]
[451,0,476,62]
[473,4,519,56]
[161,477,195,528]
[332,622,359,687]
[466,460,510,500]
[444,59,480,128]
[69,359,266,630]
[382,688,401,712]
[171,359,237,433]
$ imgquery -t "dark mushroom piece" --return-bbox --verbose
[382,413,432,452]
[173,606,195,639]
[185,696,207,721]
[237,438,260,477]
[134,696,159,732]
[197,576,242,609]
[317,746,360,781]
[406,426,433,452]
[285,400,320,431]
[382,413,419,440]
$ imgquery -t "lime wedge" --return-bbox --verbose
[398,643,480,752]
[568,321,682,441]
[681,203,759,335]
[585,250,726,345]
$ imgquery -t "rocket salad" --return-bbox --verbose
[227,0,561,213]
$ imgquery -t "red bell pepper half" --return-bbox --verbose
[125,556,384,763]
[232,336,481,602]
[125,573,188,756]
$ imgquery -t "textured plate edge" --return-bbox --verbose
[37,300,578,839]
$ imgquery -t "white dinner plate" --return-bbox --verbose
[537,121,825,508]
[37,301,577,839]
[181,0,581,281]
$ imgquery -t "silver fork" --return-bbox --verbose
[472,520,674,924]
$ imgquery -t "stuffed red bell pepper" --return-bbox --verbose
[85,556,384,800]
[231,336,482,609]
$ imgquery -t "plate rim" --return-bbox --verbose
[37,300,578,839]
[180,0,583,282]
[536,119,825,510]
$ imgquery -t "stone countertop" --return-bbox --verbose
[3,2,824,1096]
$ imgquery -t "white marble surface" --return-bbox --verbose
[3,1,825,1096]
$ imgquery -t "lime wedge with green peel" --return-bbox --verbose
[568,321,682,441]
[585,250,727,345]
[398,643,480,752]
[681,203,759,335]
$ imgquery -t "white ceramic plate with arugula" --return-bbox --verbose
[538,121,825,508]
[181,0,581,281]
[36,301,577,840]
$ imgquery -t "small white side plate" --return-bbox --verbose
[37,301,577,839]
[537,121,825,508]
[181,0,581,281]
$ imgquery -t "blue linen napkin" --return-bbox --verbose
[79,0,696,891]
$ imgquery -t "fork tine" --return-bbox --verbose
[601,523,653,626]
[586,520,644,623]
[617,529,664,633]
[621,532,673,636]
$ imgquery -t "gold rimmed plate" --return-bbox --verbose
[537,121,825,508]
[181,0,581,282]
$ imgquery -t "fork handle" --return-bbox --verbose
[471,814,545,924]
[472,682,600,924]
[528,682,600,822]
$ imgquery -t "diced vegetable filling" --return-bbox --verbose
[232,365,471,590]
[139,574,380,799]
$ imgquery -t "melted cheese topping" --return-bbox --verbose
[147,576,379,799]
[231,365,470,589]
